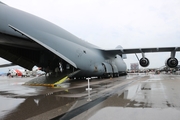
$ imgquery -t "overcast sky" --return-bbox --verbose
[0,0,180,72]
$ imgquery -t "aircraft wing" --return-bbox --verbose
[101,47,180,58]
[120,47,180,54]
[102,47,180,55]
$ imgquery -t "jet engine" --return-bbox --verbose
[165,57,178,68]
[139,58,149,67]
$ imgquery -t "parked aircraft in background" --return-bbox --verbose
[0,1,179,80]
[7,68,30,77]
[156,65,180,73]
[7,66,44,77]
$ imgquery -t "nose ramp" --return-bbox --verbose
[24,75,68,87]
[24,70,80,87]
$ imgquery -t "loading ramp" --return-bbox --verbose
[24,70,80,87]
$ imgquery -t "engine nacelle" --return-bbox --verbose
[165,57,178,68]
[139,58,149,67]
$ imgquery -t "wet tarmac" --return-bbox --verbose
[0,73,180,120]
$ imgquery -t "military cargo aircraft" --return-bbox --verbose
[0,1,179,79]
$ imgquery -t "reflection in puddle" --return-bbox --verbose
[0,96,25,118]
[123,84,140,99]
[33,98,40,105]
[89,107,180,120]
[1,93,78,120]
[2,74,178,120]
[0,84,47,97]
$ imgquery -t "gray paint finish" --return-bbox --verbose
[0,3,127,76]
[0,2,179,77]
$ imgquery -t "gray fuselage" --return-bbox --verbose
[0,2,127,77]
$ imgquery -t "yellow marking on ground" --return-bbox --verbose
[54,76,68,85]
[24,83,54,87]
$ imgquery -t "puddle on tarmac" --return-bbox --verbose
[0,96,25,118]
[89,107,180,120]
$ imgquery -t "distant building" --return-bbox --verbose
[130,63,139,70]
